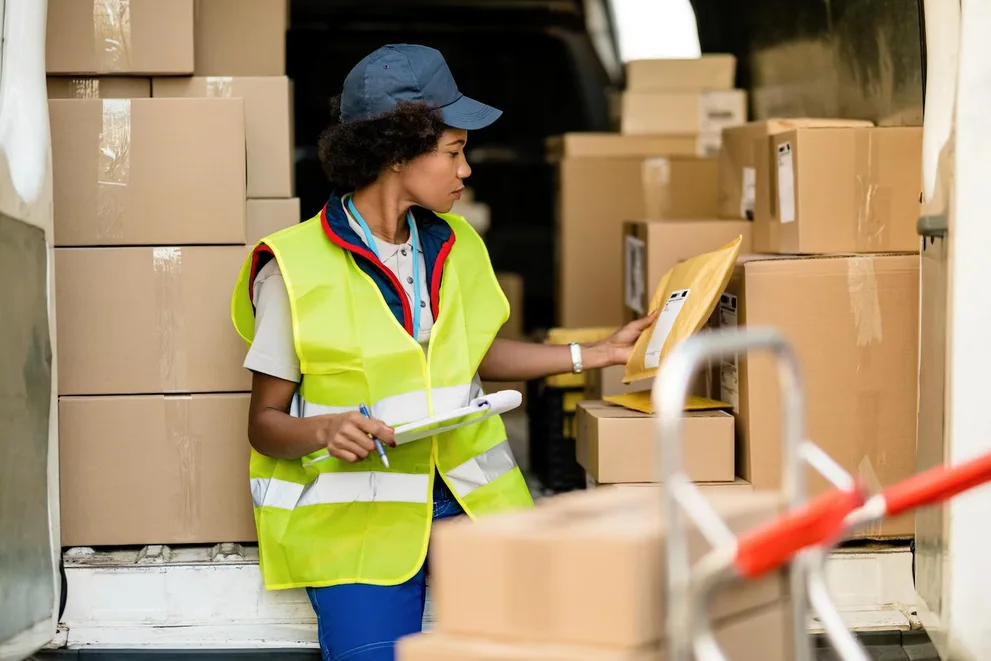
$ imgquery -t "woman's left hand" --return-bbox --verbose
[589,311,659,367]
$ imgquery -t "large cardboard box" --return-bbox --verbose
[623,220,752,320]
[764,126,923,254]
[718,119,874,223]
[621,90,746,136]
[597,478,755,494]
[55,246,252,396]
[194,0,289,76]
[247,198,301,244]
[625,55,737,92]
[642,156,719,219]
[153,76,294,198]
[59,393,256,546]
[47,77,151,99]
[431,487,787,648]
[50,98,246,247]
[400,599,790,661]
[554,134,719,327]
[721,254,919,536]
[47,0,194,75]
[576,401,735,484]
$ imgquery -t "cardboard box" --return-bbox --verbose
[47,0,194,75]
[621,90,747,136]
[594,477,755,494]
[153,76,294,198]
[722,254,919,536]
[59,393,256,546]
[765,126,923,254]
[555,135,720,327]
[47,77,151,99]
[642,157,719,219]
[585,364,650,400]
[194,0,288,76]
[400,598,790,661]
[623,220,752,320]
[247,198,301,245]
[50,98,247,247]
[625,55,737,92]
[576,401,735,484]
[548,133,720,160]
[55,246,252,396]
[431,486,787,648]
[718,118,874,222]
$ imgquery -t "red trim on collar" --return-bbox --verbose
[431,231,456,318]
[248,243,274,306]
[320,203,414,334]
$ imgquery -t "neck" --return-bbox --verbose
[349,183,412,244]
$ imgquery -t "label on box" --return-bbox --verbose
[741,167,756,220]
[697,132,722,157]
[699,91,744,133]
[625,235,646,314]
[777,142,796,223]
[645,289,690,368]
[718,293,740,412]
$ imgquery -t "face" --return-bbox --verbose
[399,128,471,213]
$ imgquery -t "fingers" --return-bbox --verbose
[351,413,396,447]
[637,310,660,327]
[331,447,360,463]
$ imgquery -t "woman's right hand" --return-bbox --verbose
[312,411,396,463]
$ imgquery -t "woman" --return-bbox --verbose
[231,44,656,660]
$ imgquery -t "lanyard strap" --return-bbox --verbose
[346,196,422,339]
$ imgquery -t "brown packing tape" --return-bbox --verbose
[71,79,101,98]
[205,76,236,98]
[642,157,671,216]
[93,0,133,73]
[846,255,884,536]
[846,256,883,347]
[97,98,131,241]
[153,247,188,392]
[165,395,200,525]
[854,130,892,251]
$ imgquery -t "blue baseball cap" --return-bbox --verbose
[340,44,502,130]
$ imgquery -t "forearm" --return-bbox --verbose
[248,407,326,461]
[478,338,614,382]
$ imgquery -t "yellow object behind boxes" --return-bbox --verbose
[623,236,743,384]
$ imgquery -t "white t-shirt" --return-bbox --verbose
[244,200,439,384]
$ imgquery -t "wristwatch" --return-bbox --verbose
[569,342,584,374]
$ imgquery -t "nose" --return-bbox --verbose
[457,158,471,180]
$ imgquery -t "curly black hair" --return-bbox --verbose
[317,96,448,192]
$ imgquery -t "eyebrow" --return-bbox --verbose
[447,139,466,147]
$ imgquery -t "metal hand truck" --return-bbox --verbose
[653,326,991,661]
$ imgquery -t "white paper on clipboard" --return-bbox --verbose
[392,389,522,444]
[302,390,522,467]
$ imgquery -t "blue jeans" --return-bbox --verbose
[306,475,465,661]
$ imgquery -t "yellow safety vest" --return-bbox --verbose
[231,209,534,590]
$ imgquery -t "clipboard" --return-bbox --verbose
[302,390,523,467]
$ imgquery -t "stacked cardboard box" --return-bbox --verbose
[553,56,748,328]
[620,55,744,147]
[649,120,923,537]
[401,487,793,660]
[47,0,296,547]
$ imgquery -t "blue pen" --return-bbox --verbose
[358,403,390,468]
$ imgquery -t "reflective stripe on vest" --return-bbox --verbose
[297,383,474,426]
[250,440,518,508]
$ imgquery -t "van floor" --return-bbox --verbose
[30,630,940,660]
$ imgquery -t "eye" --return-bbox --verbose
[448,151,460,158]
